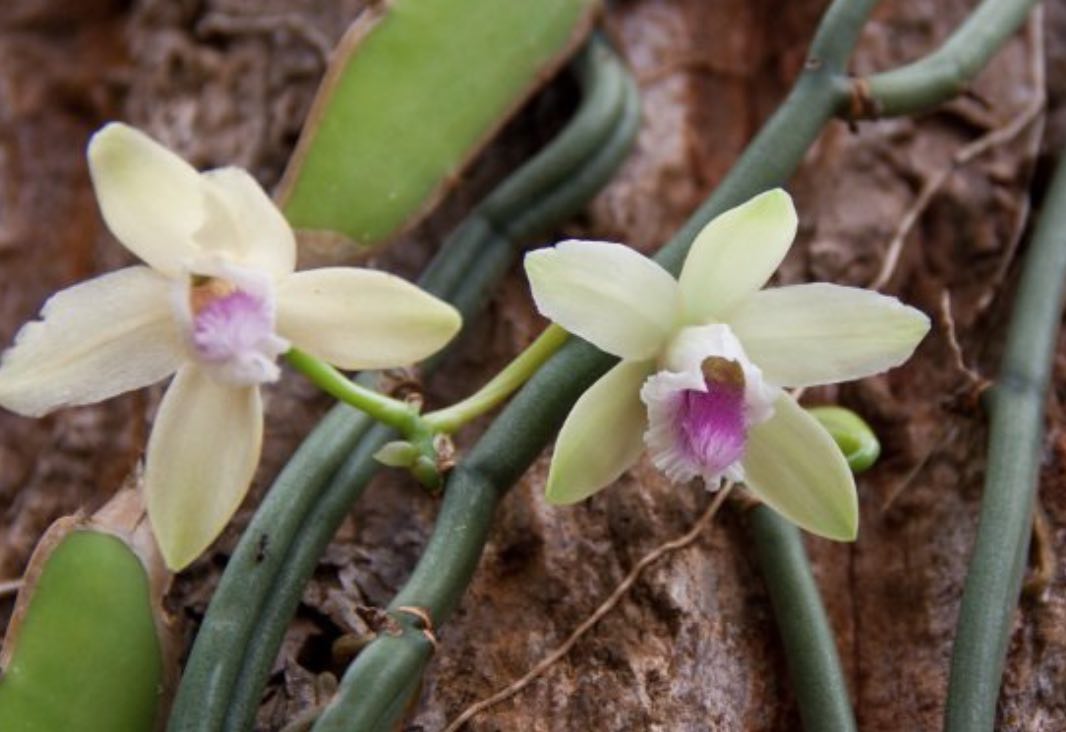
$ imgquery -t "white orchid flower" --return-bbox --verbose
[524,189,929,540]
[0,123,461,570]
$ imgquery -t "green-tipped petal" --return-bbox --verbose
[146,366,263,570]
[678,188,797,320]
[741,394,858,541]
[728,283,931,388]
[525,241,679,360]
[0,266,183,417]
[276,268,461,370]
[546,359,653,504]
[88,123,208,277]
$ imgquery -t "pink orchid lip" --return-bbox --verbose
[677,357,748,477]
[186,275,287,385]
[642,324,777,487]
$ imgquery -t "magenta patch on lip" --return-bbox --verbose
[192,289,274,362]
[677,380,747,476]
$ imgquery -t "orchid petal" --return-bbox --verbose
[679,189,797,320]
[0,267,183,417]
[276,268,461,370]
[145,365,262,570]
[200,168,296,277]
[525,241,679,360]
[728,283,930,388]
[741,394,857,541]
[88,123,207,277]
[546,359,653,505]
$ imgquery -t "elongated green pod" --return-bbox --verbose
[278,0,598,259]
[0,490,175,731]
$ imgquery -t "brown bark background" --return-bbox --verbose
[2,1,1065,730]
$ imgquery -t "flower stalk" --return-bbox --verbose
[287,326,570,488]
[285,348,423,435]
[422,325,569,433]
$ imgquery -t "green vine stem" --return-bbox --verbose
[943,148,1066,731]
[314,1,1042,729]
[168,39,637,732]
[857,0,1038,118]
[750,506,857,732]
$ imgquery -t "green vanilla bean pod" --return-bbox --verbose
[278,0,598,257]
[168,39,637,732]
[317,0,1039,727]
[0,489,176,731]
[944,148,1066,731]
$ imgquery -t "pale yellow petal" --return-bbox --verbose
[0,267,183,417]
[728,283,930,388]
[525,241,679,360]
[88,123,207,277]
[276,268,461,370]
[741,394,858,541]
[546,359,653,505]
[678,189,797,320]
[145,366,262,571]
[200,167,296,276]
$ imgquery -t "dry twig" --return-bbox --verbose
[939,290,989,391]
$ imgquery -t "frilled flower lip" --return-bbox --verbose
[0,122,463,570]
[642,324,777,487]
[524,188,931,541]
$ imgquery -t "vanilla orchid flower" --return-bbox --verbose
[524,189,929,540]
[0,123,461,570]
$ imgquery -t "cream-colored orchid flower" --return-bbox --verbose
[0,123,461,570]
[524,189,929,540]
